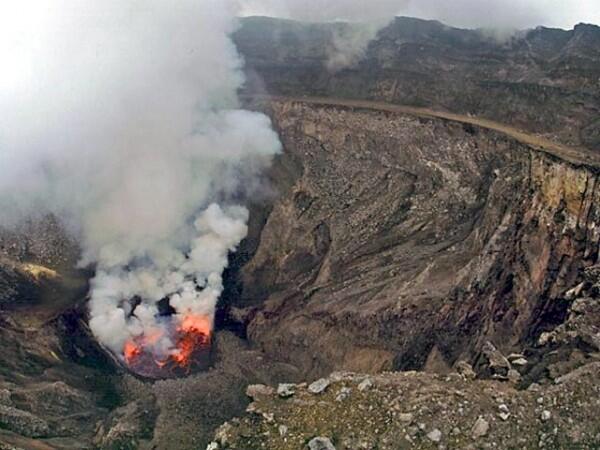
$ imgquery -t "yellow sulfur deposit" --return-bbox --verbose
[20,263,59,281]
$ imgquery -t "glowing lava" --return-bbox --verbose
[123,340,142,364]
[122,314,212,378]
[172,314,212,366]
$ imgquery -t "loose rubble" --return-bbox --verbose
[307,437,336,450]
[308,378,331,395]
[277,384,297,398]
[357,378,373,392]
[426,428,442,443]
[0,404,49,438]
[471,417,489,439]
[247,384,275,399]
[209,365,600,449]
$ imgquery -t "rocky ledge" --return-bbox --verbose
[210,261,600,449]
[208,363,600,449]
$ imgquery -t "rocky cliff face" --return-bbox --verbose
[228,100,600,380]
[235,17,600,149]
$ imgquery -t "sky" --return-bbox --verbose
[240,0,600,30]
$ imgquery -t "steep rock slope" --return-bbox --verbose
[231,100,600,378]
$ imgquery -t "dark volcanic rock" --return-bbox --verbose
[143,331,301,449]
[0,405,49,438]
[210,365,600,449]
[0,267,20,307]
[235,16,600,149]
[93,398,158,450]
[229,100,600,379]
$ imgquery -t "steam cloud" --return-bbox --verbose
[242,0,600,29]
[241,0,600,68]
[240,0,408,70]
[0,0,281,359]
[401,0,600,31]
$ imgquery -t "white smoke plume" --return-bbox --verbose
[240,0,408,70]
[325,23,387,72]
[0,0,281,360]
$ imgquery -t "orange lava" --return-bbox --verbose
[123,340,142,364]
[172,314,212,367]
[179,314,212,335]
[122,314,212,373]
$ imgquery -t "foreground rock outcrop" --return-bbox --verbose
[209,363,600,449]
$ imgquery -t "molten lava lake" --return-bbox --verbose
[121,313,214,379]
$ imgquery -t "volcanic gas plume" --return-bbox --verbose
[0,0,280,375]
[240,0,408,70]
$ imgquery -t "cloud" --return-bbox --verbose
[237,0,599,69]
[401,0,600,31]
[0,0,281,359]
[238,0,409,70]
[239,0,406,23]
[240,0,599,29]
